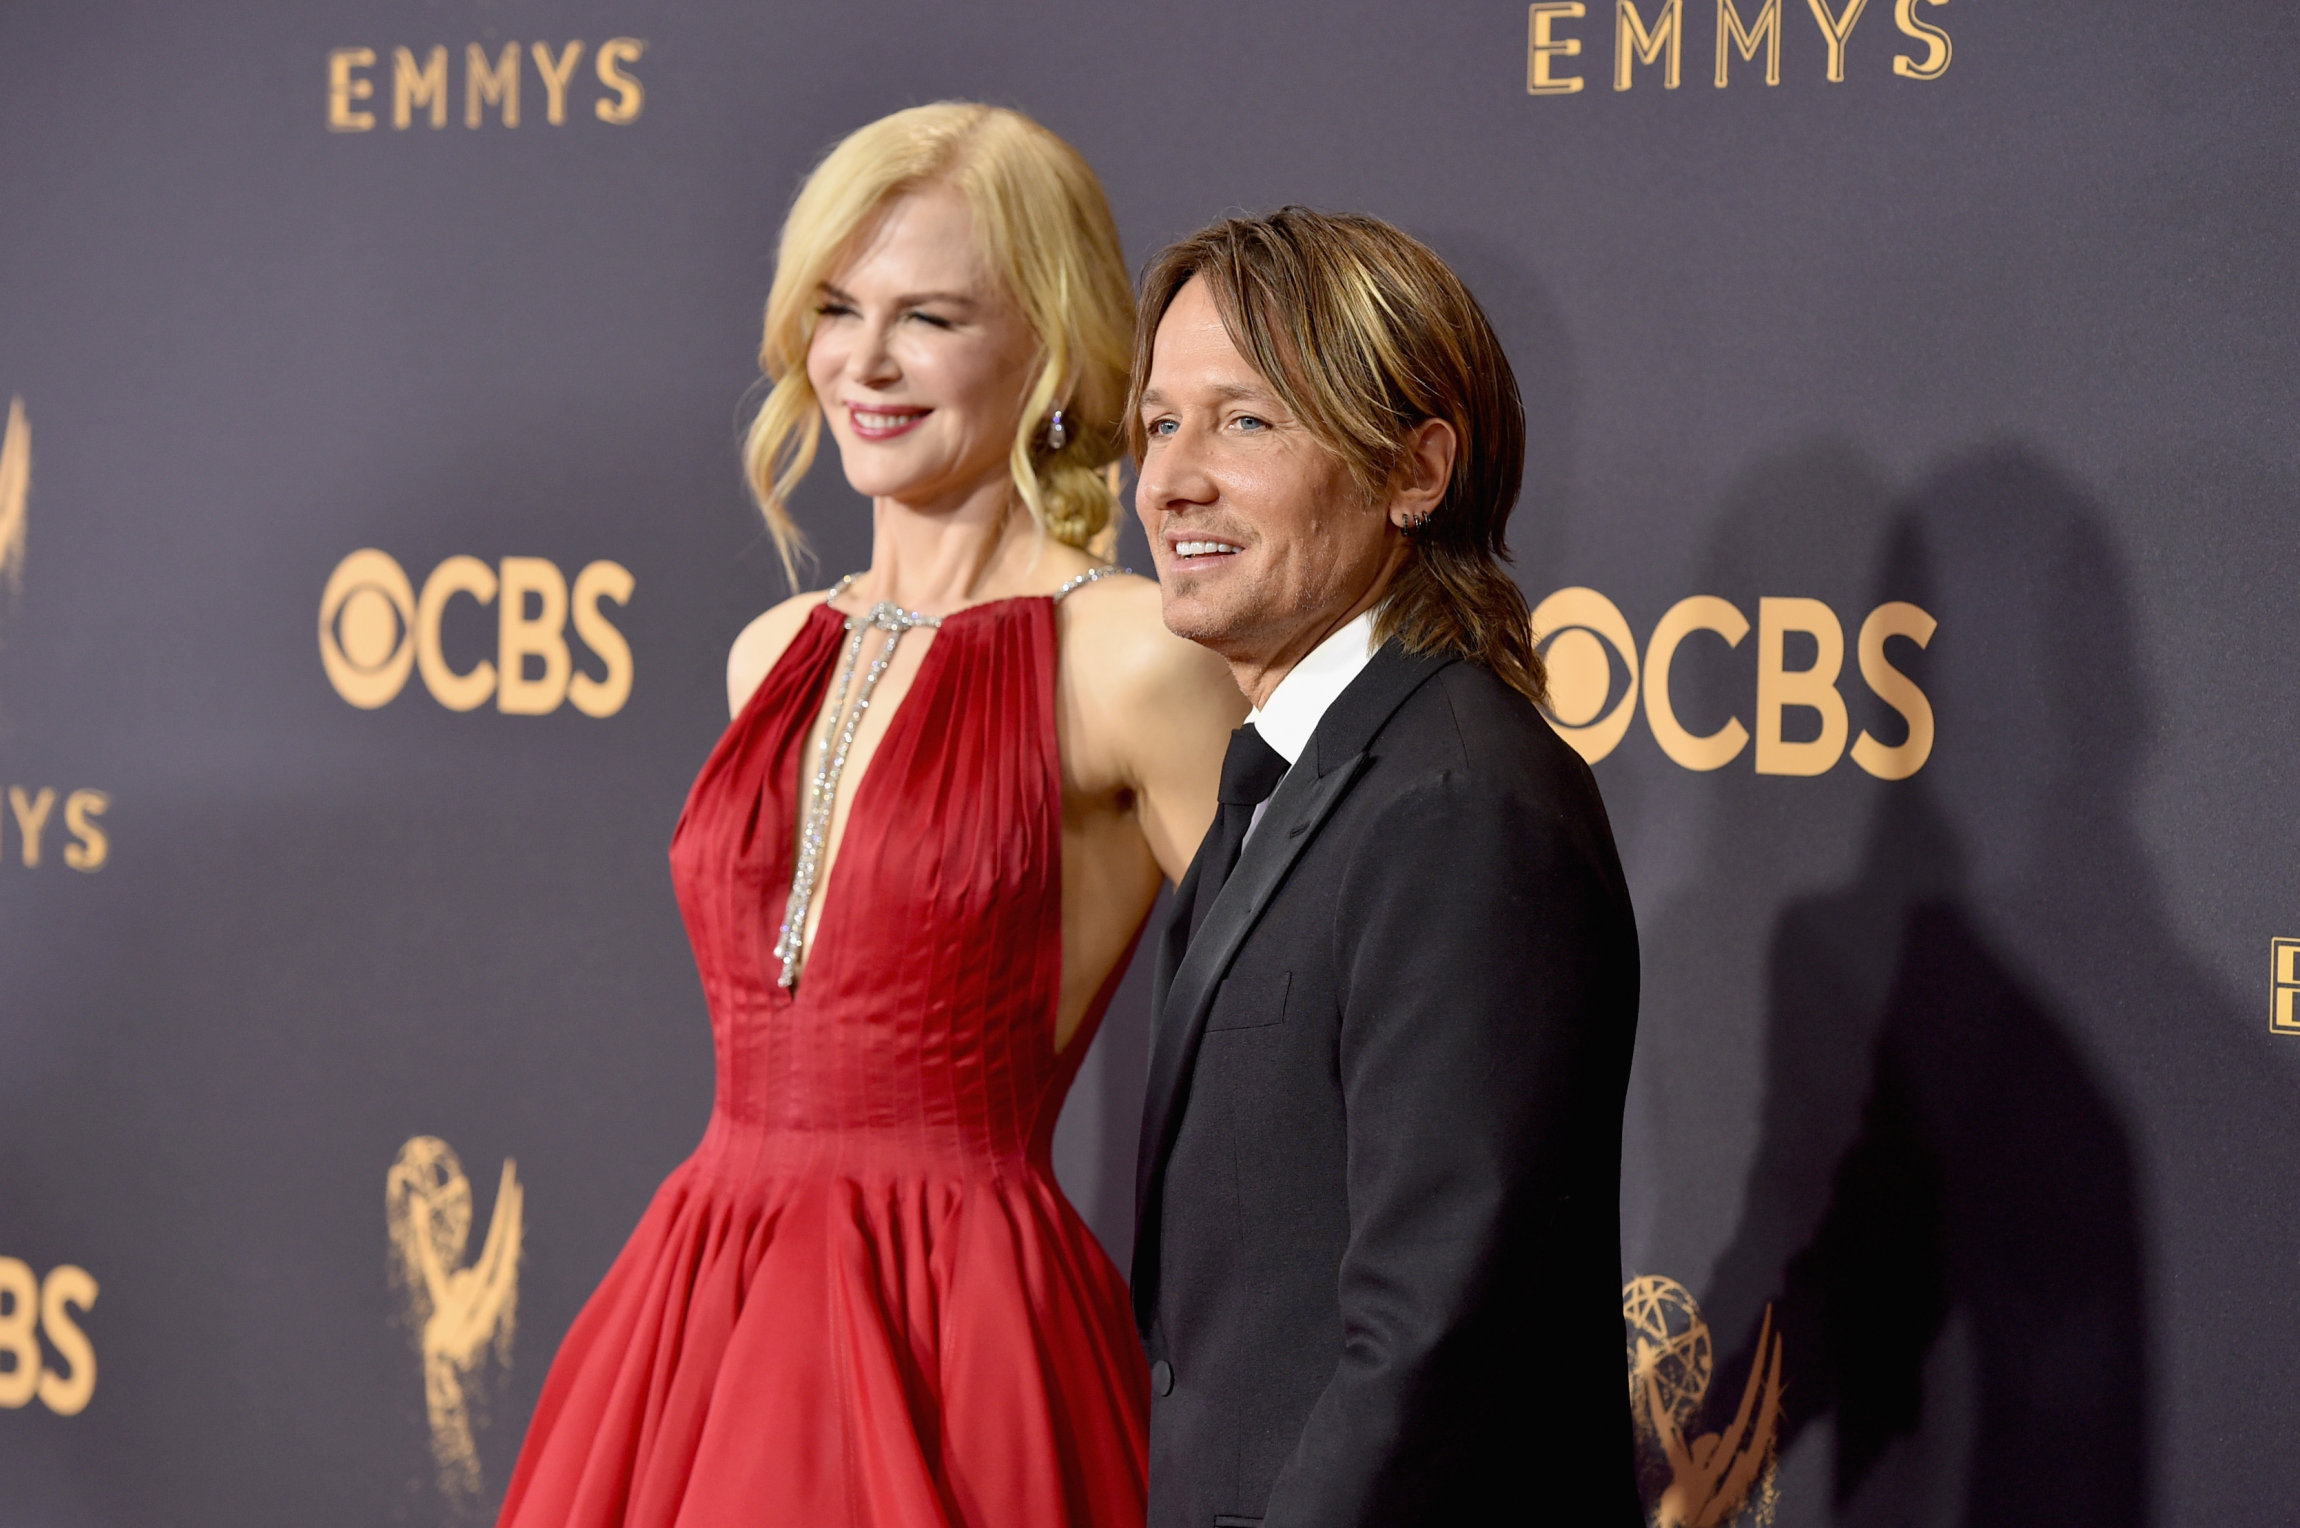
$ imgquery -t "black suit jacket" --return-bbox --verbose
[1134,643,1643,1528]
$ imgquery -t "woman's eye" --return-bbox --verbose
[815,302,854,319]
[907,310,956,330]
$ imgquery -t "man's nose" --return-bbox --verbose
[1138,426,1219,517]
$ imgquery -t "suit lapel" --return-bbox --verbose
[1150,841,1208,1031]
[1135,736,1367,1229]
[1134,643,1458,1242]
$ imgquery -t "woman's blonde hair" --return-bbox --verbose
[743,103,1134,582]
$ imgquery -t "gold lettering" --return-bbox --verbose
[531,41,585,125]
[417,556,499,712]
[594,38,647,124]
[1805,0,1868,82]
[1893,0,1952,79]
[1529,3,1588,94]
[0,1259,35,1408]
[497,558,570,714]
[1643,596,1751,771]
[393,45,447,130]
[9,785,54,868]
[1616,0,1682,89]
[36,1266,96,1417]
[62,790,108,872]
[1850,600,1936,778]
[1716,0,1781,85]
[569,561,635,718]
[466,41,520,129]
[327,47,376,133]
[1754,597,1847,775]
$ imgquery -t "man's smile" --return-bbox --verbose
[1167,535,1245,568]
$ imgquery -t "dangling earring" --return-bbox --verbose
[1046,408,1068,452]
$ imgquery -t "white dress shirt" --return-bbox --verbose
[1241,609,1379,843]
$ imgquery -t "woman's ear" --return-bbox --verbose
[1386,418,1458,530]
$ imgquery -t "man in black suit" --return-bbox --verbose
[1127,208,1643,1528]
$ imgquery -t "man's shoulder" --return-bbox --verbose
[1325,655,1624,889]
[1366,654,1594,800]
[1322,657,1632,935]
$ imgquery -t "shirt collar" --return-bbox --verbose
[1245,609,1380,766]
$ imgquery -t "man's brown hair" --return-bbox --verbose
[1128,207,1546,706]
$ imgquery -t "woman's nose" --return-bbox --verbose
[849,321,901,386]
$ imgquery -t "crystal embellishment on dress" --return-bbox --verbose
[774,577,941,989]
[771,566,1127,989]
[1049,564,1126,601]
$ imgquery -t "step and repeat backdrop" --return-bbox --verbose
[3,2,2295,1524]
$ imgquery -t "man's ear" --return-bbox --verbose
[1386,418,1458,530]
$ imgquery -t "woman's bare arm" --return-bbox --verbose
[1061,575,1246,882]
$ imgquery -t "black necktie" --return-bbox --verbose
[1187,723,1290,945]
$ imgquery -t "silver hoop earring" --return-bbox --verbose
[1046,408,1068,452]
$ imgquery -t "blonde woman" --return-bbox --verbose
[497,105,1241,1528]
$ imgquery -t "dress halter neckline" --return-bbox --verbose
[1050,564,1127,601]
[775,565,1131,988]
[820,563,1128,619]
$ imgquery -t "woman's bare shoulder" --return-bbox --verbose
[1059,571,1170,670]
[1060,572,1241,722]
[727,588,834,718]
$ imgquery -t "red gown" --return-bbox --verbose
[499,594,1150,1528]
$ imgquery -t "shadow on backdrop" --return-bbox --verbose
[1694,449,2155,1527]
[1414,226,1579,590]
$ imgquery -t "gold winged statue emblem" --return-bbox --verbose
[387,1136,523,1501]
[1624,1274,1785,1528]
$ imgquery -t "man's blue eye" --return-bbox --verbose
[1235,415,1267,431]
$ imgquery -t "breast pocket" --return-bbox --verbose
[1206,970,1291,1031]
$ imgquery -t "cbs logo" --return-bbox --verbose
[0,1259,96,1417]
[320,551,632,716]
[1531,589,1935,777]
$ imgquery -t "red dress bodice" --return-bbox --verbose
[500,595,1149,1528]
[676,597,1081,1174]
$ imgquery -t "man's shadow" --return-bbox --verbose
[1689,448,2168,1527]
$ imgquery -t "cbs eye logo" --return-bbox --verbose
[320,550,632,716]
[1531,587,1935,777]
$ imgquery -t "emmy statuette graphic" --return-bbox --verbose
[1624,1274,1785,1527]
[387,1136,524,1504]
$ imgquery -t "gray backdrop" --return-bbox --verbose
[2,2,2295,1524]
